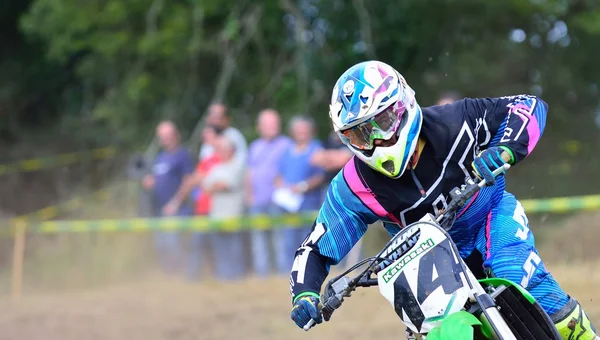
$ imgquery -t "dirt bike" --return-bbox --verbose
[304,164,562,340]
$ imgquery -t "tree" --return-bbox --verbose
[2,0,599,196]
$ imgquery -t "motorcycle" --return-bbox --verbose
[303,164,562,340]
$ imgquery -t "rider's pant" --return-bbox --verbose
[470,191,598,339]
[473,191,567,315]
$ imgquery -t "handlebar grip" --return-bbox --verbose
[476,163,511,189]
[500,151,512,164]
[302,301,324,331]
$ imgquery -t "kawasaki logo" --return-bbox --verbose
[382,238,436,283]
[376,225,421,272]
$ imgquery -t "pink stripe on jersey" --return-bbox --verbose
[343,158,402,225]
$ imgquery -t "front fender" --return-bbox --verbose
[426,311,484,340]
[478,277,535,304]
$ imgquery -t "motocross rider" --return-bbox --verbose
[289,60,599,339]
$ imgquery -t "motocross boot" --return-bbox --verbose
[551,296,600,340]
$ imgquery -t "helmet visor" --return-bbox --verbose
[341,106,404,150]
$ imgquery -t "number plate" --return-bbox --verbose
[377,219,472,334]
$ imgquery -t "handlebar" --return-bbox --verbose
[303,315,317,330]
[303,159,511,331]
[302,274,379,330]
[436,163,510,225]
[355,277,378,287]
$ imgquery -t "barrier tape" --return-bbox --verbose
[5,194,600,234]
[0,147,117,176]
[520,194,600,213]
[36,214,317,233]
[10,188,113,225]
[2,184,126,238]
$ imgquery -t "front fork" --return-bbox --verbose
[465,261,516,340]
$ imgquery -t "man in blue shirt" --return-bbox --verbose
[142,120,195,274]
[246,109,293,277]
[273,116,325,275]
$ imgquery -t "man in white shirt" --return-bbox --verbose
[199,103,247,164]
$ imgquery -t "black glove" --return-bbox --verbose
[290,294,322,330]
[472,146,512,185]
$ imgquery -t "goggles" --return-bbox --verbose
[340,106,404,151]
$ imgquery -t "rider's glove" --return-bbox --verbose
[472,146,513,185]
[291,294,322,330]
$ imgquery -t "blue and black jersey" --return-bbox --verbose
[290,94,548,300]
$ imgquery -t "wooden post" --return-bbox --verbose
[11,219,26,300]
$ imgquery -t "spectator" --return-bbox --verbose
[202,135,246,280]
[311,130,353,198]
[163,124,224,280]
[272,115,324,274]
[311,130,357,269]
[437,90,462,105]
[199,103,248,163]
[246,109,292,277]
[142,120,194,274]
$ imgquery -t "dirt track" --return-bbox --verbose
[0,261,599,340]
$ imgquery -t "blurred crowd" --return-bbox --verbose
[141,103,353,281]
[141,93,459,281]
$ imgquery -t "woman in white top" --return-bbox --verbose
[202,135,246,280]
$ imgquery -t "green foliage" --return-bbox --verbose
[2,0,600,194]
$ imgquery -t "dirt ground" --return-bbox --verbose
[0,261,599,340]
[1,211,599,340]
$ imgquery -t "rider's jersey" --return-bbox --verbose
[289,95,548,299]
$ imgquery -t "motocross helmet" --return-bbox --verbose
[329,60,423,178]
